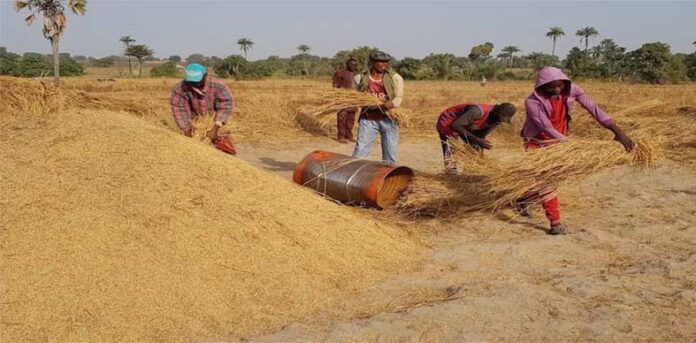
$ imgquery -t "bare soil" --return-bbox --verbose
[237,134,696,342]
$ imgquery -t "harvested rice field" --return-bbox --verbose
[2,76,696,341]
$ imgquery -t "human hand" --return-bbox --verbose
[206,125,220,142]
[474,137,493,149]
[614,132,634,152]
[382,101,395,110]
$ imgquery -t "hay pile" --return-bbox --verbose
[0,98,423,340]
[0,76,67,116]
[399,138,658,217]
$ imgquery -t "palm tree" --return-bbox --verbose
[15,0,87,84]
[119,35,135,76]
[546,27,565,56]
[576,26,599,53]
[125,44,153,77]
[500,46,521,67]
[297,44,311,76]
[237,38,254,60]
[297,44,311,54]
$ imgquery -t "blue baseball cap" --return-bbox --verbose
[185,63,206,82]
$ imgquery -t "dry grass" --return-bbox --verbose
[294,88,413,133]
[0,79,425,341]
[399,137,660,218]
[0,76,68,117]
[2,75,696,341]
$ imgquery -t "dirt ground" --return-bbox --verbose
[235,134,696,342]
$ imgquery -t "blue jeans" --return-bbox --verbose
[352,117,399,165]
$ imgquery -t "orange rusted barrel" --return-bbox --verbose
[293,150,414,209]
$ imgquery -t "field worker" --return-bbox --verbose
[518,66,634,235]
[170,63,233,143]
[352,51,404,165]
[436,102,516,174]
[333,58,359,143]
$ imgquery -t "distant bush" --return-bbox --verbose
[625,42,687,84]
[92,56,116,68]
[0,48,83,77]
[150,61,178,77]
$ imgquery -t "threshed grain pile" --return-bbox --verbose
[0,77,424,341]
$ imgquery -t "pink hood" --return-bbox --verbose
[521,67,615,142]
[534,66,571,90]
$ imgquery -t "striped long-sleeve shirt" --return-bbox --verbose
[170,77,234,132]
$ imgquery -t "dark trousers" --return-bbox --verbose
[337,108,356,140]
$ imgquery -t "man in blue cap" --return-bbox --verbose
[170,63,234,142]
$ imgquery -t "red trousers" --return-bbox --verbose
[524,142,562,225]
[542,196,561,224]
[337,109,356,140]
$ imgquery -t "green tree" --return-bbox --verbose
[525,52,561,70]
[546,27,565,56]
[564,47,599,78]
[150,61,178,77]
[92,56,115,67]
[0,48,22,76]
[237,38,254,59]
[168,55,181,63]
[287,54,331,77]
[186,53,207,65]
[297,45,311,76]
[51,54,83,76]
[499,46,521,67]
[422,53,457,80]
[625,42,686,84]
[331,46,379,72]
[215,55,248,79]
[247,60,276,78]
[125,44,153,77]
[576,26,599,53]
[297,44,311,54]
[15,0,87,84]
[18,54,51,77]
[119,35,135,76]
[468,42,494,63]
[393,57,421,80]
[684,52,696,80]
[592,39,626,79]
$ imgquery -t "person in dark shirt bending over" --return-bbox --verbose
[436,102,516,174]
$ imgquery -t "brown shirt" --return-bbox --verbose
[333,69,354,89]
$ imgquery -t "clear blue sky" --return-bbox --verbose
[1,0,694,60]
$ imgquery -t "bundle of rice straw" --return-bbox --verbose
[296,88,412,128]
[399,137,659,217]
[191,113,232,143]
[449,137,659,212]
[299,88,382,116]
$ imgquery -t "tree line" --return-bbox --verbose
[4,0,696,85]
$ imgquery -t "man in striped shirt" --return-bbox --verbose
[170,63,234,141]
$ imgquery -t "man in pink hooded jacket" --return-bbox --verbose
[519,67,634,235]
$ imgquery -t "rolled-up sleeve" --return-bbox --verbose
[170,85,192,132]
[390,73,404,108]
